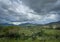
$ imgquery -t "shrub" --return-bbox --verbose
[5,32,20,39]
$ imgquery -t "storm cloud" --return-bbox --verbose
[0,0,60,25]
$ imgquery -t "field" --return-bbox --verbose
[0,25,60,42]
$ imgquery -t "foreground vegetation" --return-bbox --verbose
[0,25,60,42]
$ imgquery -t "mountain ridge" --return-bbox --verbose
[0,21,60,26]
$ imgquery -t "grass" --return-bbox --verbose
[0,26,60,42]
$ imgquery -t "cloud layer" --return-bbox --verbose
[0,0,60,25]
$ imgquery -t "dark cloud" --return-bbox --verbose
[0,0,60,25]
[21,0,60,22]
[21,0,58,14]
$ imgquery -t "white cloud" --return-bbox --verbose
[0,0,60,24]
[9,22,27,25]
[48,14,56,19]
[5,0,42,21]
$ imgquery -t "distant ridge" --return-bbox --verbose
[46,21,60,25]
[0,23,14,26]
[0,21,60,26]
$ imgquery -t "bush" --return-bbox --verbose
[5,32,20,39]
[55,27,60,30]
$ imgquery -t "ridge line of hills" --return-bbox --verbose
[0,21,60,26]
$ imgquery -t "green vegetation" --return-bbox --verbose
[0,25,60,42]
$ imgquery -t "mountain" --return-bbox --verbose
[45,21,60,26]
[0,23,14,26]
[0,21,60,27]
[19,21,60,28]
[19,23,36,26]
[42,21,60,28]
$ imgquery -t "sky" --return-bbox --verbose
[0,0,60,25]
